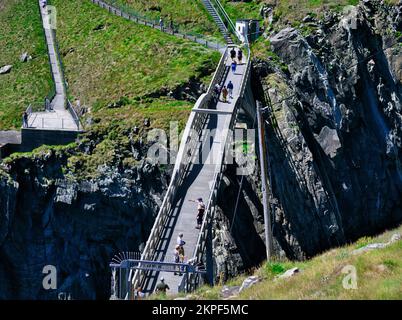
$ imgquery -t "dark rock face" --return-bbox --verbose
[0,150,169,299]
[212,164,266,282]
[253,0,402,259]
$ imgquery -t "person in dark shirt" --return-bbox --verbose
[227,81,234,99]
[237,49,243,63]
[155,277,170,295]
[230,47,236,61]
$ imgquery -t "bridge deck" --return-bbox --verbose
[143,54,246,295]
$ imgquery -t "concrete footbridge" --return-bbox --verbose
[109,0,257,299]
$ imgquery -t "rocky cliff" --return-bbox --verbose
[0,143,169,299]
[251,0,402,259]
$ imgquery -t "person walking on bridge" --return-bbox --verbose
[177,232,186,260]
[237,49,243,63]
[227,81,234,99]
[155,277,170,295]
[177,233,186,247]
[214,83,221,104]
[174,245,183,276]
[230,47,236,61]
[222,86,228,103]
[190,198,205,229]
[231,60,237,74]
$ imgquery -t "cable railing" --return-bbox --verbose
[210,0,239,42]
[91,0,226,51]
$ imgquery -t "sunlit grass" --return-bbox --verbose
[0,0,52,130]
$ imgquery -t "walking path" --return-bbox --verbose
[0,131,21,146]
[27,1,79,131]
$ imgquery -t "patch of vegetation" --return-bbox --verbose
[222,0,398,33]
[110,0,223,41]
[186,225,402,300]
[0,0,52,130]
[220,0,262,22]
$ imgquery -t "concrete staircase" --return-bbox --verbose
[201,0,234,45]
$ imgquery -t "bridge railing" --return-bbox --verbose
[37,0,57,107]
[111,259,206,300]
[67,100,82,131]
[210,0,241,43]
[91,0,226,51]
[131,48,230,292]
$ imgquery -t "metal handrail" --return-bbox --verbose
[67,100,81,130]
[92,0,225,51]
[38,0,57,104]
[210,0,239,41]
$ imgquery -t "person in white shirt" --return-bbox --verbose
[177,233,185,246]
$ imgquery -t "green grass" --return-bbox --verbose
[222,0,398,31]
[1,0,220,180]
[221,0,262,22]
[160,225,402,300]
[110,0,223,41]
[0,0,52,130]
[53,0,220,119]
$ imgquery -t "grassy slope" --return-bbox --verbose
[189,225,402,300]
[111,0,223,41]
[0,0,52,130]
[221,0,382,22]
[4,0,220,180]
[223,0,400,60]
[53,0,220,128]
